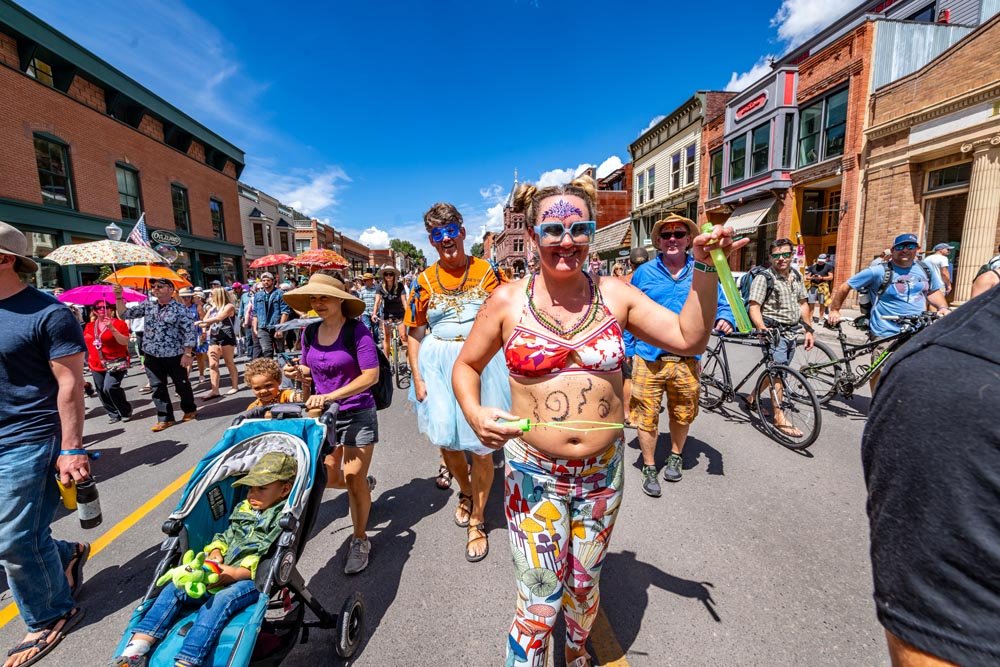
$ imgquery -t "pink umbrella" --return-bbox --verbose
[58,285,146,306]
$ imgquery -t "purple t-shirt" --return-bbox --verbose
[302,320,377,412]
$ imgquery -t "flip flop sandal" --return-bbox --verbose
[454,493,473,528]
[6,607,84,667]
[68,542,90,597]
[435,464,452,490]
[466,523,489,563]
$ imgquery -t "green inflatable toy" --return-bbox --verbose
[156,550,222,599]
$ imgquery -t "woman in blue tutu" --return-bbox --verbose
[405,202,510,562]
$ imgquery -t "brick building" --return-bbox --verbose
[702,0,986,284]
[237,183,303,267]
[590,163,635,268]
[340,234,370,276]
[291,217,338,254]
[0,0,245,287]
[862,10,1000,302]
[630,91,734,251]
[496,170,529,275]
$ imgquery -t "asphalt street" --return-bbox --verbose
[0,332,886,666]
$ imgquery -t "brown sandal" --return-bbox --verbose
[435,464,453,490]
[466,523,488,563]
[453,493,472,527]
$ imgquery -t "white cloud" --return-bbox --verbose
[595,156,624,180]
[359,227,391,248]
[772,0,858,50]
[726,56,777,92]
[537,163,594,188]
[638,115,665,137]
[245,163,351,216]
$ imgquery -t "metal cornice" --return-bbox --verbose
[867,81,1000,139]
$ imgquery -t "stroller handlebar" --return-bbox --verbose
[230,401,341,426]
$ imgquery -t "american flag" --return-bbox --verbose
[127,213,150,247]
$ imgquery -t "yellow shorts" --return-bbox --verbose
[629,356,700,431]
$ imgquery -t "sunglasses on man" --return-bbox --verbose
[659,230,689,240]
[893,243,918,251]
[534,221,596,246]
[771,251,793,259]
[430,222,462,243]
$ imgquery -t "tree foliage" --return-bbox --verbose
[390,238,426,266]
[470,242,484,258]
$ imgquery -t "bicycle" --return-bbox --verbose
[699,329,822,450]
[382,316,410,389]
[795,313,939,405]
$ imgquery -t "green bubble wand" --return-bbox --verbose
[501,418,624,433]
[701,222,752,333]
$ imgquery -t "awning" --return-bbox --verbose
[725,197,776,235]
[590,218,632,254]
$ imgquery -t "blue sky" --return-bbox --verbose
[19,0,856,257]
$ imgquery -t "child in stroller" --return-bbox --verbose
[112,452,297,667]
[112,403,365,667]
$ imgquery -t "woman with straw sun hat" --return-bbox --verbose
[281,274,380,575]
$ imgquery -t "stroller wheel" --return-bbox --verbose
[335,592,365,658]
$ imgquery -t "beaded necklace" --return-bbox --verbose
[526,273,599,339]
[435,257,472,295]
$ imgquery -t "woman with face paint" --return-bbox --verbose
[404,202,511,563]
[452,176,746,667]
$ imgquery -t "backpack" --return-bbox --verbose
[859,260,934,317]
[304,320,393,411]
[738,266,799,310]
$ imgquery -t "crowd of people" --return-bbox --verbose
[0,174,998,666]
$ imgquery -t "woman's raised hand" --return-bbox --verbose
[690,224,749,265]
[469,406,525,450]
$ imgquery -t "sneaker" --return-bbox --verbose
[367,475,377,493]
[110,655,148,666]
[151,421,175,433]
[641,465,661,497]
[344,537,371,575]
[182,411,198,422]
[108,415,122,424]
[663,453,683,483]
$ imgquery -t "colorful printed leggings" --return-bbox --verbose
[503,436,624,666]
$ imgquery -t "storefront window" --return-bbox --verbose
[210,199,226,240]
[825,191,842,233]
[729,136,746,183]
[34,135,75,209]
[171,185,190,232]
[751,123,770,176]
[685,144,696,185]
[23,232,60,288]
[116,165,142,220]
[709,149,723,197]
[927,163,972,191]
[798,87,848,167]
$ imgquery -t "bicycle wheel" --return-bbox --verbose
[753,365,821,450]
[392,333,403,388]
[795,339,840,405]
[698,347,727,409]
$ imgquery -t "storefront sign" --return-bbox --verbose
[618,249,630,257]
[735,92,768,121]
[150,229,182,246]
[202,264,230,275]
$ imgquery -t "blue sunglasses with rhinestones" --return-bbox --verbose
[429,222,462,243]
[534,221,596,246]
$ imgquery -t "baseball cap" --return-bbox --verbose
[233,452,298,487]
[210,279,222,286]
[150,277,174,288]
[231,281,243,290]
[260,272,275,280]
[893,233,918,247]
[816,254,829,261]
[932,242,951,251]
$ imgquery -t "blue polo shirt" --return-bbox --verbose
[625,253,734,362]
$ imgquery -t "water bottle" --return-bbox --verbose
[75,479,103,529]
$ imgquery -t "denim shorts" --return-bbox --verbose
[772,336,797,365]
[331,407,378,447]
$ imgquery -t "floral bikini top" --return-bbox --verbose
[503,287,625,378]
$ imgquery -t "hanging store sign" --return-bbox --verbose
[735,92,768,121]
[150,229,182,246]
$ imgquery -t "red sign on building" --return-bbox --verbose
[735,92,768,121]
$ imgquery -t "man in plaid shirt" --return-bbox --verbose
[357,272,379,342]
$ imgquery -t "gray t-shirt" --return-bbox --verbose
[0,286,86,444]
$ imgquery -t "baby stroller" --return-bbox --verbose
[112,403,365,666]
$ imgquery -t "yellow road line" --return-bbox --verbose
[0,467,193,630]
[590,606,630,666]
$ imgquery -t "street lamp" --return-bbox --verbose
[105,221,122,241]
